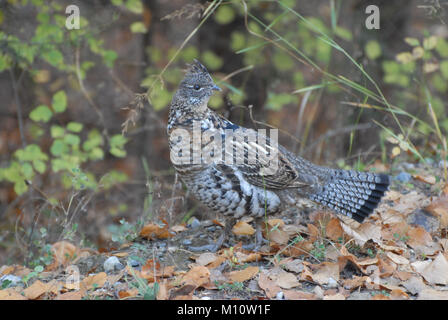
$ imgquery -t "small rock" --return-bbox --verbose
[206,226,217,232]
[201,296,211,300]
[128,259,141,269]
[407,209,440,233]
[0,275,22,287]
[327,277,338,288]
[104,256,124,273]
[182,239,192,246]
[402,162,415,170]
[188,218,201,230]
[276,291,285,300]
[395,172,412,183]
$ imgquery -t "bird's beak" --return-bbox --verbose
[212,84,222,92]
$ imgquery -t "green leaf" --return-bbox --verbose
[21,162,34,180]
[201,51,223,70]
[440,60,448,79]
[51,125,65,138]
[30,105,53,122]
[423,36,438,50]
[436,38,448,58]
[404,37,420,46]
[230,32,246,52]
[42,49,63,67]
[52,90,67,113]
[130,22,147,33]
[273,51,294,71]
[89,147,104,160]
[214,5,235,25]
[66,122,83,133]
[110,134,127,148]
[50,139,69,156]
[103,50,118,68]
[334,26,352,41]
[33,160,46,174]
[125,0,143,14]
[64,133,80,146]
[110,147,126,158]
[14,180,27,195]
[365,40,381,60]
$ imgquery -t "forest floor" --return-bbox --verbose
[1,160,448,300]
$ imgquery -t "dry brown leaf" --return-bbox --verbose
[283,290,316,300]
[341,222,381,246]
[307,223,320,242]
[232,221,255,236]
[139,223,174,240]
[55,291,83,300]
[118,289,139,299]
[23,280,61,299]
[156,280,169,300]
[418,289,448,300]
[414,174,436,185]
[371,294,391,300]
[411,253,448,285]
[258,272,281,299]
[402,276,426,295]
[0,288,27,300]
[81,272,107,291]
[326,218,344,242]
[377,258,396,277]
[46,241,79,270]
[234,251,261,263]
[195,252,218,266]
[170,224,187,233]
[140,260,175,282]
[268,219,285,228]
[426,195,448,228]
[275,271,300,289]
[386,252,409,265]
[112,252,129,258]
[266,228,289,245]
[342,276,369,291]
[407,226,441,256]
[323,293,345,300]
[181,266,210,287]
[309,262,339,285]
[226,266,259,283]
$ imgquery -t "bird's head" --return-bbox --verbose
[176,59,221,109]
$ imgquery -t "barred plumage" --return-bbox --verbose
[168,60,390,251]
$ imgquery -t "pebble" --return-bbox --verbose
[0,274,22,287]
[103,256,124,273]
[128,259,141,269]
[276,291,285,300]
[327,277,338,288]
[206,226,217,232]
[395,171,412,183]
[182,239,192,246]
[189,218,201,230]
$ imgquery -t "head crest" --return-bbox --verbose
[186,59,210,76]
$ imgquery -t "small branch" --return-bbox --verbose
[9,68,26,148]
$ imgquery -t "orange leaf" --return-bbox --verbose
[426,195,448,228]
[181,266,210,287]
[81,272,107,291]
[47,241,79,270]
[232,221,255,236]
[326,218,343,242]
[226,266,259,283]
[0,288,27,300]
[139,223,173,240]
[258,272,281,299]
[23,280,61,300]
[118,289,139,299]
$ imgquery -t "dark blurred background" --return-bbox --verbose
[0,0,447,266]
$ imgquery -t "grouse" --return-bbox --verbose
[167,60,390,252]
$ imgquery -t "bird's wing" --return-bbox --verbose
[215,117,312,189]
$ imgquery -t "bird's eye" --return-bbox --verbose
[193,84,201,90]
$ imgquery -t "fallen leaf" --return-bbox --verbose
[235,251,261,263]
[341,222,381,246]
[112,252,129,258]
[426,195,448,228]
[195,252,218,266]
[23,280,61,299]
[326,218,344,242]
[275,271,300,289]
[386,252,409,265]
[323,293,345,300]
[407,226,441,256]
[371,294,390,300]
[55,291,83,300]
[402,276,426,295]
[170,224,187,233]
[226,266,259,283]
[343,276,369,291]
[258,272,281,299]
[418,289,448,300]
[232,221,255,236]
[139,223,174,240]
[414,174,436,185]
[81,272,107,291]
[181,266,210,287]
[411,253,448,285]
[46,241,79,270]
[283,290,316,300]
[140,260,175,282]
[118,289,139,299]
[0,288,27,300]
[156,280,169,300]
[307,223,320,242]
[309,262,339,285]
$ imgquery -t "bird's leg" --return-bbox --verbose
[188,218,236,253]
[243,217,269,251]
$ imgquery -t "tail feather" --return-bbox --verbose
[309,170,390,223]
